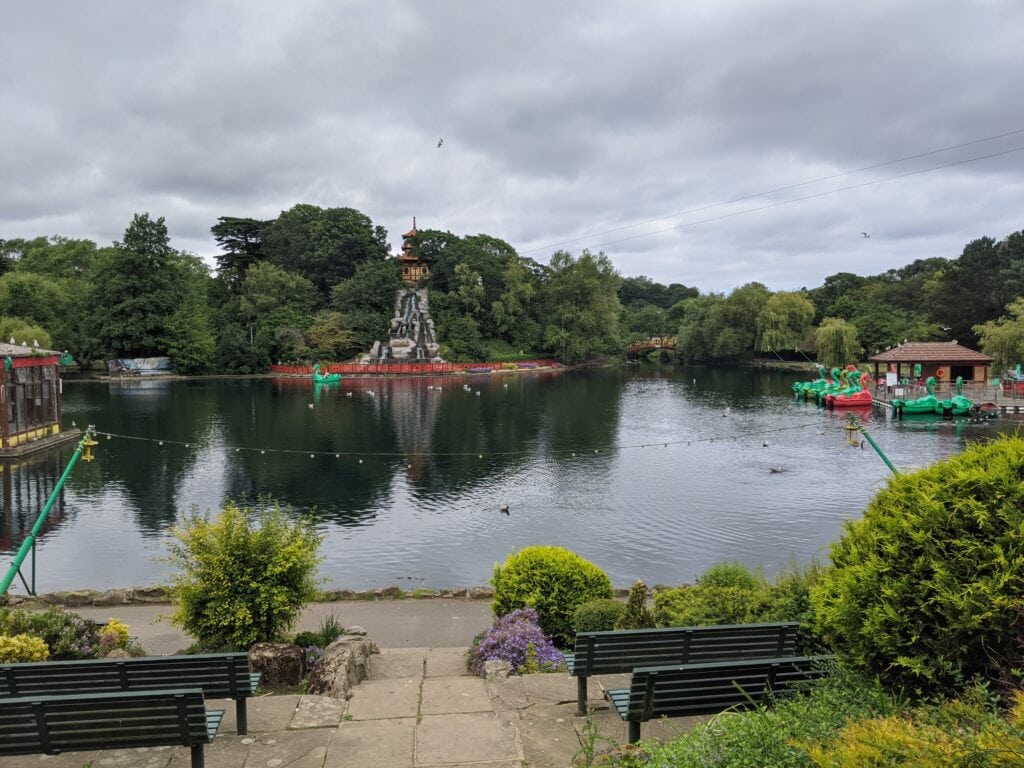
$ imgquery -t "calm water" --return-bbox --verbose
[1,366,1015,593]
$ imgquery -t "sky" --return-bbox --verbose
[2,1,1022,294]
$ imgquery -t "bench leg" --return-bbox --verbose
[628,720,641,744]
[236,698,248,735]
[191,744,205,768]
[576,676,588,716]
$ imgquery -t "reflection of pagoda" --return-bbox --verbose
[398,218,430,285]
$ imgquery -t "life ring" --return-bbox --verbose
[936,369,945,378]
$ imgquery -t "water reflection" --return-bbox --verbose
[4,367,1017,592]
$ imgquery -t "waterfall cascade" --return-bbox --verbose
[364,288,442,363]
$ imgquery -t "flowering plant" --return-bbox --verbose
[468,608,565,676]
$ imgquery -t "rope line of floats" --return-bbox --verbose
[89,420,829,461]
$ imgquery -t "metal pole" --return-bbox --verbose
[849,415,898,475]
[0,425,94,595]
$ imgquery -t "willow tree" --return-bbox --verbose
[757,291,815,353]
[815,317,860,368]
[974,297,1024,369]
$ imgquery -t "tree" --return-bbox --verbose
[211,216,270,290]
[539,250,622,364]
[263,205,389,298]
[815,317,861,367]
[974,297,1024,370]
[239,261,318,326]
[165,258,216,374]
[490,256,541,349]
[305,310,359,360]
[757,291,815,353]
[88,213,181,359]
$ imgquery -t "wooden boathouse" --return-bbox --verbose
[0,342,79,458]
[867,341,993,384]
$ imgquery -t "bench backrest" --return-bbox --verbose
[626,655,830,721]
[0,688,209,755]
[572,622,800,677]
[0,653,253,700]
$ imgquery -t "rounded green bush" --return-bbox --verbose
[573,598,625,632]
[812,436,1024,697]
[696,561,764,590]
[491,545,612,646]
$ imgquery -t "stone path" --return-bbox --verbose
[0,647,699,767]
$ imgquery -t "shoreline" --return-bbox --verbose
[1,583,640,608]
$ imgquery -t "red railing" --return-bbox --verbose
[270,360,558,376]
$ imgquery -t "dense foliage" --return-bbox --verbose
[572,598,626,632]
[616,581,655,630]
[467,607,565,676]
[0,606,100,659]
[608,667,898,768]
[652,561,825,651]
[491,545,613,646]
[165,502,322,650]
[1,211,1019,370]
[0,633,49,662]
[812,436,1024,699]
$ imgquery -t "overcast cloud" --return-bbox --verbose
[2,0,1022,292]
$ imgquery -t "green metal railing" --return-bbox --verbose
[0,425,95,596]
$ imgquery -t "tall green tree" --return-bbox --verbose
[540,250,622,364]
[211,216,270,290]
[757,291,815,353]
[974,297,1024,370]
[815,317,861,368]
[263,205,389,298]
[88,213,181,359]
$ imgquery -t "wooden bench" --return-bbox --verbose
[608,655,831,743]
[564,621,800,714]
[0,652,260,734]
[0,688,223,768]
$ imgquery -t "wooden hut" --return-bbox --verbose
[0,342,77,458]
[867,341,993,384]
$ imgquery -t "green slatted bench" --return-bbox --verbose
[564,621,800,715]
[0,688,223,768]
[0,652,260,734]
[608,655,831,743]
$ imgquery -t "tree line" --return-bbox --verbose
[0,206,1020,372]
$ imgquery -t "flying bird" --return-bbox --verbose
[861,232,871,238]
[437,137,444,148]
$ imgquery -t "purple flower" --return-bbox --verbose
[469,608,565,676]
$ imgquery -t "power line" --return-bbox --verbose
[519,128,1024,256]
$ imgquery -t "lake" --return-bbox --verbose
[1,366,1014,594]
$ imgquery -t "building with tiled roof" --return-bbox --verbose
[867,341,993,383]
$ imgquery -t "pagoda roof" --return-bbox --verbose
[867,341,993,364]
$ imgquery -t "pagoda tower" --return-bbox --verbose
[398,217,429,285]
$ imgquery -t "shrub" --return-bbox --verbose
[697,561,763,590]
[293,631,321,648]
[97,617,132,655]
[616,581,654,630]
[0,634,49,662]
[467,607,565,676]
[0,606,100,659]
[608,667,900,768]
[799,684,1024,767]
[164,502,322,651]
[762,559,829,653]
[573,598,625,632]
[812,436,1024,698]
[653,584,770,627]
[491,546,612,646]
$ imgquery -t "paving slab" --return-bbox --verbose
[371,647,427,679]
[0,750,104,768]
[416,712,522,766]
[209,694,301,734]
[520,672,584,707]
[291,694,347,728]
[324,717,416,768]
[240,730,332,768]
[166,736,247,768]
[346,677,421,720]
[485,675,529,710]
[420,676,493,715]
[424,647,469,677]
